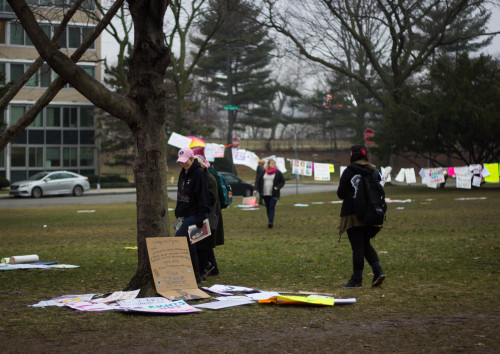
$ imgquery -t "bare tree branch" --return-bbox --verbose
[7,0,136,124]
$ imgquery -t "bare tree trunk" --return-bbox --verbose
[123,0,170,296]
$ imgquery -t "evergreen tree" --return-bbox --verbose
[419,54,500,165]
[193,0,276,146]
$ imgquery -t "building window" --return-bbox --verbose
[63,130,78,144]
[11,147,26,167]
[29,147,43,167]
[68,26,80,48]
[0,21,6,44]
[80,130,94,144]
[63,147,77,167]
[10,63,24,82]
[46,147,60,167]
[0,1,13,12]
[82,26,95,49]
[10,63,39,86]
[28,130,44,144]
[54,25,96,50]
[10,22,24,45]
[80,147,93,166]
[31,110,43,128]
[10,106,25,125]
[9,62,53,87]
[46,130,61,144]
[46,107,60,127]
[40,64,52,87]
[80,107,94,127]
[81,65,95,78]
[0,63,5,85]
[0,149,4,168]
[63,107,77,127]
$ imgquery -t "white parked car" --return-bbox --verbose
[9,171,90,198]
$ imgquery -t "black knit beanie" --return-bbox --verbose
[350,144,368,163]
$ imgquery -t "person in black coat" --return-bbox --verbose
[255,159,265,205]
[337,144,385,288]
[255,158,285,228]
[174,147,211,283]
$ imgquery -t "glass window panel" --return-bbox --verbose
[10,23,24,45]
[80,107,94,127]
[10,64,24,82]
[0,63,5,85]
[82,66,95,78]
[10,106,25,125]
[63,130,78,144]
[80,130,94,144]
[46,107,60,127]
[26,66,38,86]
[80,147,93,166]
[40,64,51,87]
[0,149,4,168]
[82,0,95,11]
[58,27,67,48]
[46,147,60,167]
[13,130,26,144]
[68,26,80,48]
[26,32,33,46]
[46,130,61,144]
[29,147,43,167]
[82,26,95,49]
[28,130,44,144]
[11,147,26,167]
[0,21,6,44]
[63,107,77,127]
[40,24,50,38]
[32,111,43,127]
[63,147,77,167]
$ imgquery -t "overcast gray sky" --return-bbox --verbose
[100,5,500,64]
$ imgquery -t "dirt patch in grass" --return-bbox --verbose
[3,309,499,353]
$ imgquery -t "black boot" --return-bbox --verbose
[371,265,386,287]
[343,278,362,288]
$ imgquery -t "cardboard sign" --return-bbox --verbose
[146,237,209,300]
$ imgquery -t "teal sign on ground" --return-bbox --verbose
[224,105,238,111]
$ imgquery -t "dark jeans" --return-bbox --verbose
[347,226,380,279]
[175,214,206,282]
[197,247,218,274]
[263,196,278,225]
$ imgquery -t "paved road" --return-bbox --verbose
[0,183,338,209]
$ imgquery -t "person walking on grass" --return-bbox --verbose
[337,144,386,288]
[256,158,285,228]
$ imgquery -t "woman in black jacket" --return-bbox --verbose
[174,147,211,283]
[337,145,385,288]
[256,158,285,228]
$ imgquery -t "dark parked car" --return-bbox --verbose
[219,172,254,197]
[9,171,90,198]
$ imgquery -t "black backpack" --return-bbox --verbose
[349,165,387,225]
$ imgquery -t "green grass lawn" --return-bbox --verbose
[1,185,499,352]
